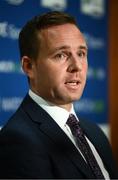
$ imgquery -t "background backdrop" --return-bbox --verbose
[0,0,108,127]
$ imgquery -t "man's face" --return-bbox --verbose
[29,24,88,110]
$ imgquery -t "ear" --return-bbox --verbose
[21,56,34,78]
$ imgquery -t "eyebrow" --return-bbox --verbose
[53,45,88,53]
[79,45,88,51]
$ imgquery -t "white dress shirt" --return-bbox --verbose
[29,89,110,179]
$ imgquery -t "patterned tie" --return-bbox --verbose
[67,114,104,179]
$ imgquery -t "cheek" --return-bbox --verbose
[81,63,88,83]
[48,65,64,78]
[83,61,88,74]
[36,61,66,86]
[42,67,60,85]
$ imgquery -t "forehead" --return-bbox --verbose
[39,24,87,50]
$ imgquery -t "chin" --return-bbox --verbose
[66,95,82,103]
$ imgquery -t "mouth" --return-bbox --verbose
[65,80,81,89]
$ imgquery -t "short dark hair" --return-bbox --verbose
[19,11,77,60]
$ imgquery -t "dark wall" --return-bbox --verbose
[109,0,118,167]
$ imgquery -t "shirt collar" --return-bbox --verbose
[29,89,78,129]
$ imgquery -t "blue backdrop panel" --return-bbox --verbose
[0,0,108,126]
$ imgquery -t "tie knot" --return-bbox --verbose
[66,114,83,137]
[67,114,79,126]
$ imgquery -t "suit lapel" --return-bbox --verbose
[39,116,95,177]
[21,95,95,178]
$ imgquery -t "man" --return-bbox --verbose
[0,11,117,179]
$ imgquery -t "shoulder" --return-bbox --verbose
[0,98,39,145]
[0,105,46,158]
[79,117,111,149]
[80,118,106,137]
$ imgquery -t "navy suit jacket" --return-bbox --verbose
[0,95,117,179]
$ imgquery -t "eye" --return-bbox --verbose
[78,51,86,58]
[54,53,67,60]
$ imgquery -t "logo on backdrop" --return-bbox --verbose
[80,0,105,18]
[83,32,105,50]
[0,60,23,74]
[5,0,24,5]
[0,97,22,112]
[87,67,106,80]
[40,0,67,11]
[74,98,105,114]
[0,22,20,40]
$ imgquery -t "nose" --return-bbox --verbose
[67,56,82,73]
